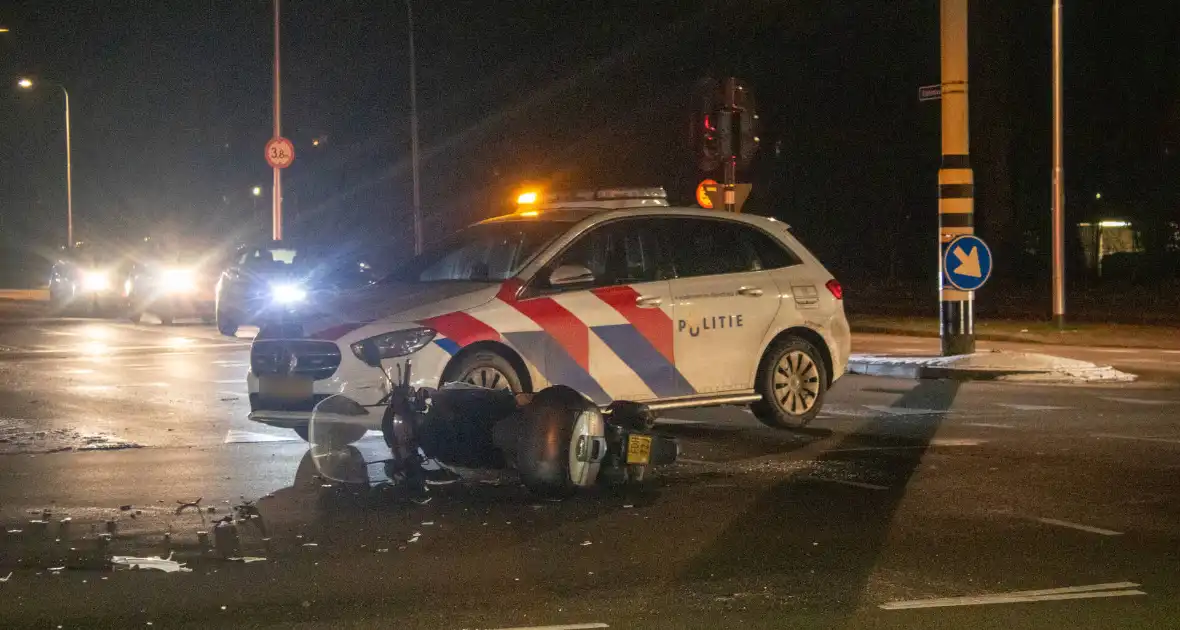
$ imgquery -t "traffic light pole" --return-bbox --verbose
[719,78,738,212]
[939,0,975,356]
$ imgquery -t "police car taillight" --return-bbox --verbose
[826,279,843,300]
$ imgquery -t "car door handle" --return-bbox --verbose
[635,295,663,308]
[737,286,764,297]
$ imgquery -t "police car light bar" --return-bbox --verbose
[593,187,667,200]
[539,187,667,203]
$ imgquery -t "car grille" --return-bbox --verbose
[250,340,342,380]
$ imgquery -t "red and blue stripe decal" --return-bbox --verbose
[419,281,695,402]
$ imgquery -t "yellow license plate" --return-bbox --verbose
[626,435,652,465]
[258,376,312,400]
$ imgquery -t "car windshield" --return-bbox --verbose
[385,219,572,283]
[238,246,300,268]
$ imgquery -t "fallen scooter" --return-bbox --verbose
[308,361,680,498]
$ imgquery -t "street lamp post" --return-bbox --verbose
[1051,0,1066,328]
[18,77,73,249]
[406,0,423,255]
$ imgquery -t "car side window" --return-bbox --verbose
[660,219,757,278]
[547,219,666,288]
[740,225,802,270]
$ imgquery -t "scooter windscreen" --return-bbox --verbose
[307,392,383,484]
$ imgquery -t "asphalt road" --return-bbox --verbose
[1,319,1179,629]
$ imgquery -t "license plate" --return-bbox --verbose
[626,435,652,465]
[258,376,312,400]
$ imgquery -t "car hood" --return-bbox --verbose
[298,281,502,341]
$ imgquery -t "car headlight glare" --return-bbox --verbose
[81,270,110,292]
[270,282,307,304]
[161,268,196,293]
[351,328,437,365]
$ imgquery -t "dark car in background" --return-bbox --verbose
[124,250,227,325]
[47,244,132,316]
[214,242,377,336]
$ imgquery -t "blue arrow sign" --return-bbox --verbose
[942,234,992,291]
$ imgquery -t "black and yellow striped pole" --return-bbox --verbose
[939,0,975,356]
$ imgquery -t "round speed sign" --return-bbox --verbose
[265,137,295,169]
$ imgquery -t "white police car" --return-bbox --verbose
[247,187,849,442]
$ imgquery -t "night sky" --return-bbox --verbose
[1,0,1177,283]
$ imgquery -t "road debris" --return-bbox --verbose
[580,540,593,546]
[111,553,192,573]
[0,572,11,582]
[213,522,240,557]
[226,557,266,563]
[175,498,202,515]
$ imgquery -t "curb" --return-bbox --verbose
[850,323,1180,352]
[848,360,1038,381]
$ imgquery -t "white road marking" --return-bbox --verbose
[62,368,95,375]
[126,382,170,388]
[1091,348,1136,354]
[964,422,1014,429]
[1092,433,1180,445]
[803,477,888,491]
[487,624,608,630]
[655,418,705,425]
[880,582,1144,610]
[864,405,953,416]
[1101,397,1174,406]
[1033,517,1123,536]
[995,403,1071,411]
[224,429,383,444]
[675,458,718,466]
[224,430,301,444]
[826,438,985,454]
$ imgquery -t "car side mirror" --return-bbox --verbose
[548,264,595,288]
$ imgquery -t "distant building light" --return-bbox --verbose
[516,191,538,205]
[1095,192,1102,200]
[1098,220,1130,228]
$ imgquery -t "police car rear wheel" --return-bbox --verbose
[752,338,827,430]
[450,352,522,393]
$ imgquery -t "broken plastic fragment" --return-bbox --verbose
[580,540,592,546]
[111,553,192,573]
[226,557,266,563]
[0,572,12,582]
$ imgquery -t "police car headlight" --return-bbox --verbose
[81,270,110,292]
[351,328,437,365]
[270,282,307,304]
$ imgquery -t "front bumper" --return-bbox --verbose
[246,337,454,431]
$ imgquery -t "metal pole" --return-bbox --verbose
[720,77,737,213]
[272,0,283,241]
[938,0,975,356]
[407,0,423,254]
[61,85,73,249]
[1051,0,1066,328]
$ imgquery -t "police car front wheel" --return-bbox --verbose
[447,351,523,393]
[751,338,828,430]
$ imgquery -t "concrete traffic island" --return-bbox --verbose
[849,350,1137,383]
